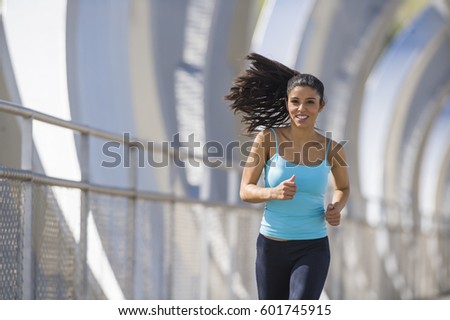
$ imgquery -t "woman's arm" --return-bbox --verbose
[326,141,350,226]
[240,130,296,203]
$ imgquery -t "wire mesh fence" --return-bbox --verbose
[1,174,450,300]
[0,178,24,299]
[0,175,261,299]
[1,101,449,300]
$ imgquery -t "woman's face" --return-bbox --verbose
[286,85,324,128]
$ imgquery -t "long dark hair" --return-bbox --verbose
[224,53,299,135]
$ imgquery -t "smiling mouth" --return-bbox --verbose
[296,114,309,121]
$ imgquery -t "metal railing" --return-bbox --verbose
[2,100,450,299]
[0,100,261,299]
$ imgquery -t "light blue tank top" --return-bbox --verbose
[261,128,332,240]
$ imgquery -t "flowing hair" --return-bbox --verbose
[224,52,299,135]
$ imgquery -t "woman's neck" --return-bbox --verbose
[289,125,317,143]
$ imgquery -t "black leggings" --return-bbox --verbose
[255,234,330,300]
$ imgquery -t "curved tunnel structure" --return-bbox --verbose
[0,0,449,299]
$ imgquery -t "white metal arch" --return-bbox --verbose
[358,5,446,224]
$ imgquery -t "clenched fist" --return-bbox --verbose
[272,175,297,200]
[325,203,341,226]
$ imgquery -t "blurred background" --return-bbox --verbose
[0,0,449,299]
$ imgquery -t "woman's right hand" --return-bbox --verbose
[271,175,297,200]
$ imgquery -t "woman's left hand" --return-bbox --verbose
[325,203,341,226]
